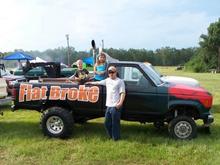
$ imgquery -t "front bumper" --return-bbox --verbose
[203,114,214,126]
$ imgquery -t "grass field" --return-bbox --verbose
[0,67,220,165]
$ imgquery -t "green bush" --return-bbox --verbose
[185,56,206,72]
[185,49,217,72]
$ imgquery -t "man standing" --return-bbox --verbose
[86,66,126,141]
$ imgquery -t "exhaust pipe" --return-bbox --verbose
[91,40,97,65]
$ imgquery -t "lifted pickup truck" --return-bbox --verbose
[0,64,26,95]
[12,61,214,140]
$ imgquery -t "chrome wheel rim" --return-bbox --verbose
[46,116,64,134]
[174,121,192,139]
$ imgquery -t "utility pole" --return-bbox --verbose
[65,34,70,66]
[102,39,104,49]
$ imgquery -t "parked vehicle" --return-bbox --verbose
[0,77,8,99]
[14,62,76,78]
[12,61,214,140]
[0,74,11,115]
[0,64,26,95]
[144,62,199,87]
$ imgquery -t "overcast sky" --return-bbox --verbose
[0,0,219,52]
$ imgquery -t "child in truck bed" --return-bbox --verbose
[69,59,90,85]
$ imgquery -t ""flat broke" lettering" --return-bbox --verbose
[19,84,99,103]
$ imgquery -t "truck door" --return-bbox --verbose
[116,65,159,120]
[74,85,104,117]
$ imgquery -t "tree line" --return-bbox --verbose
[1,47,197,68]
[104,47,196,66]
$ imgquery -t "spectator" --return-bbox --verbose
[86,66,126,141]
[94,52,107,81]
[69,59,89,84]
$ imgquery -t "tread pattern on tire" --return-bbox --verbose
[41,107,74,138]
[168,115,197,140]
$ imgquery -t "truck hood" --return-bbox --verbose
[168,84,212,108]
[161,76,199,87]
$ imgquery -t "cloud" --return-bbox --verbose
[0,0,218,51]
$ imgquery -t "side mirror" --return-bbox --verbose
[10,70,14,74]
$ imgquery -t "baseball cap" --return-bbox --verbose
[108,66,117,72]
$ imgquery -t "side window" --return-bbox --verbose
[117,66,149,90]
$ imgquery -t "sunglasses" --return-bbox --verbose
[108,70,116,74]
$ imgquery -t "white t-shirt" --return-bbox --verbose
[98,77,125,107]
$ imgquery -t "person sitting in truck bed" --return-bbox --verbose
[69,59,90,85]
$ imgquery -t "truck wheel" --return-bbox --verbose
[168,116,197,140]
[41,107,74,138]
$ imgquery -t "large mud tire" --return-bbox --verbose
[168,116,197,140]
[41,107,74,138]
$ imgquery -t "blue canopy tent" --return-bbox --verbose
[2,52,35,69]
[2,52,35,61]
[83,56,94,65]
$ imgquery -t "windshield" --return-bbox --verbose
[144,63,162,77]
[140,63,164,86]
[149,65,161,77]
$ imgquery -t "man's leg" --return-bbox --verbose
[104,107,112,138]
[111,107,121,141]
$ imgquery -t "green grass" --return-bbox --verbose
[0,67,220,165]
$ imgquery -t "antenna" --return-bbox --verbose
[102,39,104,49]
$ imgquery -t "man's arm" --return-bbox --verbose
[116,80,126,109]
[116,92,126,109]
[85,81,98,85]
[85,79,106,86]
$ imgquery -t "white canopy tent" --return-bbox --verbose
[30,57,46,63]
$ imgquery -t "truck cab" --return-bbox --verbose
[110,62,167,122]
